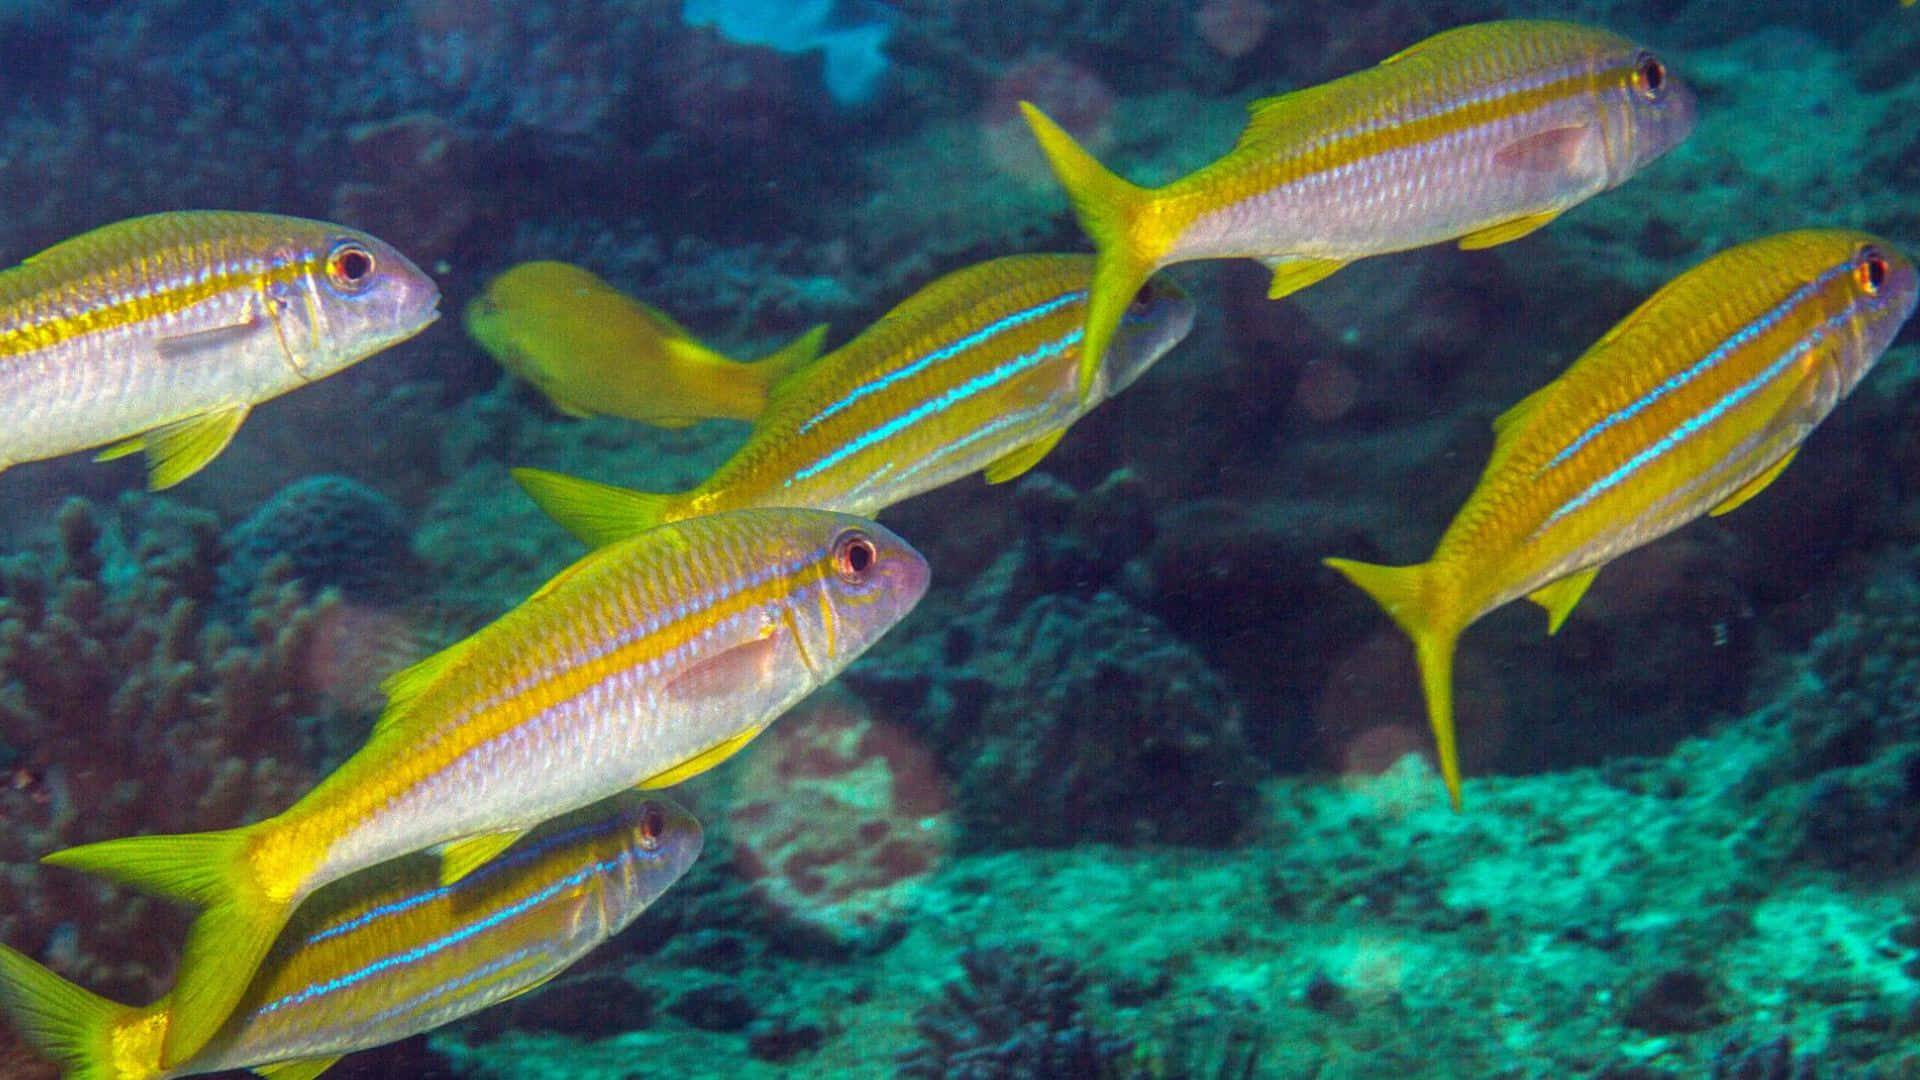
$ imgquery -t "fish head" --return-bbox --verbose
[1096,274,1198,398]
[285,226,441,380]
[1827,234,1918,391]
[1596,40,1696,183]
[600,794,704,923]
[777,510,931,681]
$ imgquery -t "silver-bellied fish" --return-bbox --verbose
[46,507,928,1065]
[0,211,440,489]
[1325,230,1919,809]
[1019,20,1696,399]
[510,254,1195,547]
[0,793,699,1080]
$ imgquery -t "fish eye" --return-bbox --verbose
[637,803,667,849]
[325,241,377,292]
[1631,52,1666,101]
[833,529,878,584]
[1854,247,1888,296]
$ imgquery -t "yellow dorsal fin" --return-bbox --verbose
[438,829,529,887]
[984,430,1067,484]
[1458,209,1562,251]
[376,636,482,724]
[512,467,676,548]
[635,727,763,790]
[1526,567,1599,634]
[1260,255,1348,299]
[1709,446,1800,517]
[96,404,251,491]
[256,1056,343,1080]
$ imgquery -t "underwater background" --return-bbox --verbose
[2,0,1919,1077]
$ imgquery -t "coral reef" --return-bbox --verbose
[897,944,1134,1079]
[727,690,953,955]
[0,496,333,1002]
[217,473,419,613]
[849,470,1260,851]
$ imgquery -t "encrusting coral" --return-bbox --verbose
[0,495,335,1003]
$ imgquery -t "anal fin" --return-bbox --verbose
[1709,447,1799,517]
[984,430,1066,484]
[96,404,251,490]
[256,1056,344,1080]
[1259,255,1348,299]
[1526,567,1599,634]
[1458,210,1563,251]
[437,829,529,887]
[636,727,763,789]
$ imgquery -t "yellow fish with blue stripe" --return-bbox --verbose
[1019,20,1696,400]
[510,254,1194,547]
[464,260,827,427]
[0,211,439,489]
[43,506,927,1066]
[0,793,698,1080]
[1325,230,1918,809]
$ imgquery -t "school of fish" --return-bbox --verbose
[0,15,1914,1079]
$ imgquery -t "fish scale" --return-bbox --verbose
[43,505,929,1067]
[1325,230,1919,810]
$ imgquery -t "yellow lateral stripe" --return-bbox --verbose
[0,252,320,354]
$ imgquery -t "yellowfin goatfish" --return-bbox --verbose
[0,794,698,1080]
[1020,19,1696,399]
[510,254,1194,547]
[464,260,828,427]
[46,506,928,1065]
[1325,230,1918,809]
[0,211,439,489]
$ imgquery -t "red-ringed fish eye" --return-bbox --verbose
[833,529,878,583]
[638,802,667,850]
[1855,247,1888,296]
[325,241,377,292]
[1631,52,1666,100]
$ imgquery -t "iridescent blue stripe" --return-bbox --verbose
[257,846,637,1015]
[787,328,1080,484]
[1540,262,1849,474]
[1542,307,1849,526]
[795,290,1084,436]
[303,814,623,946]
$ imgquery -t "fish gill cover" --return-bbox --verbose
[1,0,1920,1078]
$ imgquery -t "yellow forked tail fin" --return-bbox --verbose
[0,944,150,1080]
[511,467,676,548]
[754,322,831,394]
[1321,557,1466,810]
[1017,101,1154,405]
[42,828,282,1067]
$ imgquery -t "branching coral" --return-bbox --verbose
[898,945,1134,1079]
[0,495,335,1002]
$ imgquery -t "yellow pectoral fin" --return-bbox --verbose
[256,1056,344,1080]
[96,405,251,491]
[1260,255,1348,299]
[983,430,1066,484]
[1526,567,1599,635]
[1458,209,1562,251]
[438,829,530,887]
[637,727,764,789]
[1709,447,1800,517]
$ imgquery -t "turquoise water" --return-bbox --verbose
[2,1,1919,1077]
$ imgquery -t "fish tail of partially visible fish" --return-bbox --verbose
[0,943,148,1080]
[1018,101,1156,406]
[512,467,676,548]
[42,827,280,1067]
[1322,557,1467,811]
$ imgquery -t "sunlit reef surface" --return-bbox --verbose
[3,0,1919,1077]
